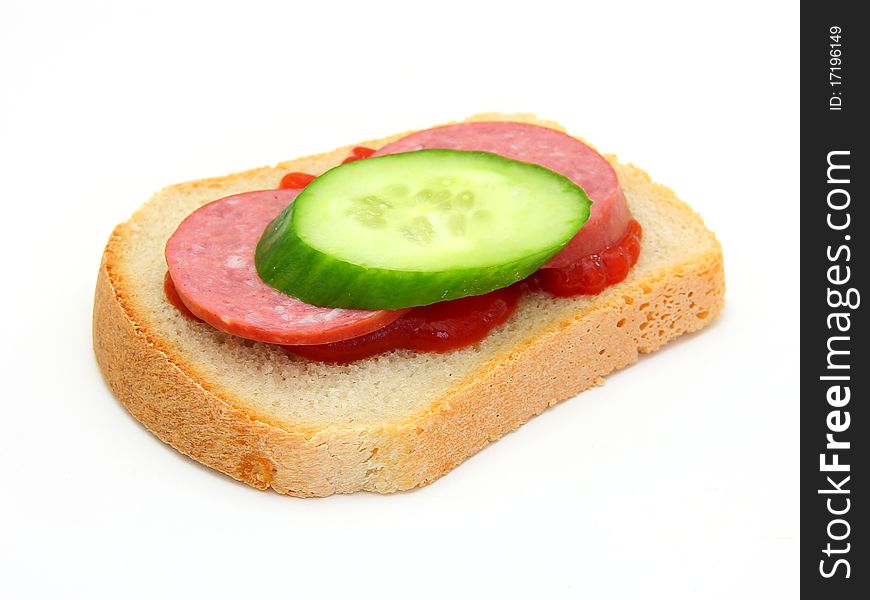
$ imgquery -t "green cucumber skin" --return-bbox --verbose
[256,150,590,310]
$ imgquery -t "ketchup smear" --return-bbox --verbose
[279,172,316,189]
[534,219,643,296]
[166,161,642,364]
[290,281,525,362]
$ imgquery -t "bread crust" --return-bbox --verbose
[93,115,725,497]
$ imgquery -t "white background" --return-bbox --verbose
[1,1,799,597]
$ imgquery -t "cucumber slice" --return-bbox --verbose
[256,150,590,310]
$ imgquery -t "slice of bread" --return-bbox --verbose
[93,113,725,497]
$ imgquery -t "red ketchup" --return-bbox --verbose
[166,167,643,363]
[341,146,376,164]
[535,220,642,296]
[287,282,525,363]
[279,172,317,189]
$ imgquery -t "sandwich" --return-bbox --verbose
[93,113,725,497]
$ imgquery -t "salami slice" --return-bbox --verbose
[374,122,633,269]
[165,190,408,345]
